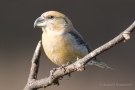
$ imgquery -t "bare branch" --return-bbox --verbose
[23,21,135,90]
[23,41,41,90]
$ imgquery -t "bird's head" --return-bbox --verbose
[34,11,73,35]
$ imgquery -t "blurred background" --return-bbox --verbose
[0,0,135,90]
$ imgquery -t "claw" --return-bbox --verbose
[50,68,57,79]
[60,62,71,80]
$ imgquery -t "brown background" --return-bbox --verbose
[0,0,135,90]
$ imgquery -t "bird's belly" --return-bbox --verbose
[42,35,87,66]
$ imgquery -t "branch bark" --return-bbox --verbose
[23,21,135,90]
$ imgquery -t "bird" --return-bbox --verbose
[34,11,115,70]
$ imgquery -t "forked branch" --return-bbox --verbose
[23,21,135,90]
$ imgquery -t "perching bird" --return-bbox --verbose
[34,11,114,70]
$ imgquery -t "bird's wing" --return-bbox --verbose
[68,29,91,53]
[68,29,115,70]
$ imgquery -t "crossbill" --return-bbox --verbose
[34,11,114,70]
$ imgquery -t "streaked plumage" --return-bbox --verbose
[34,11,114,70]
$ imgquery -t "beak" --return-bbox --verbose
[34,17,45,28]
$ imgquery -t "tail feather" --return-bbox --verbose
[88,59,116,70]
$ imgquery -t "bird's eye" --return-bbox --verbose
[48,15,54,19]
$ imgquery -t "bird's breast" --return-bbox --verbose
[42,32,87,66]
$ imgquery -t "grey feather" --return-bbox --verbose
[68,29,115,70]
[68,30,90,53]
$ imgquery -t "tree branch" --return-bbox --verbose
[23,41,41,90]
[23,21,135,90]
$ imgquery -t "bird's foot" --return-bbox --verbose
[50,68,63,80]
[60,62,70,73]
[49,68,63,86]
[60,62,71,79]
[61,62,70,67]
[50,68,58,79]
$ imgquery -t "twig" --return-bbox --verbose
[23,21,135,90]
[23,41,41,90]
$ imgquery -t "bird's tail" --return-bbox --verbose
[87,58,116,70]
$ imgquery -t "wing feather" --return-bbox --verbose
[68,30,91,53]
